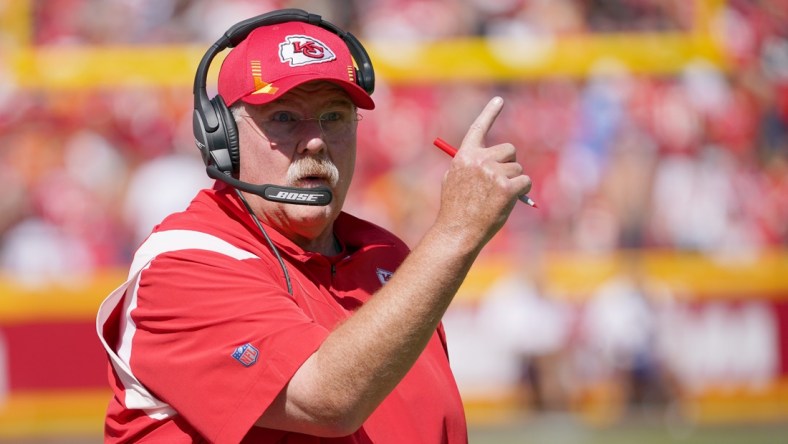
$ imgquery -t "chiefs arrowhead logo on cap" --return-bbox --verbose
[279,35,337,67]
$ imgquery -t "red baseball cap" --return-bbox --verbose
[218,21,375,110]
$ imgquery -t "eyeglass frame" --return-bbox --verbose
[239,108,363,144]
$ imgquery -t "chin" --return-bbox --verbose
[284,202,339,229]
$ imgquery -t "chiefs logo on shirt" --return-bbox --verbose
[376,268,394,286]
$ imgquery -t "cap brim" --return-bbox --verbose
[239,75,375,110]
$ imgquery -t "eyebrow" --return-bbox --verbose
[325,99,355,108]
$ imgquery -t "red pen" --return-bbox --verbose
[433,137,538,208]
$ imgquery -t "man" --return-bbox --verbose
[97,11,531,443]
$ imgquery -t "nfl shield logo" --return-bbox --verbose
[232,343,259,367]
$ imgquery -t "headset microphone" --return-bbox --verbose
[206,165,332,206]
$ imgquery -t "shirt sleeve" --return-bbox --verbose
[128,248,329,443]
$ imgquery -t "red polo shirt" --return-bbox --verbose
[99,184,468,443]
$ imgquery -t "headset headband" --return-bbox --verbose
[193,9,374,133]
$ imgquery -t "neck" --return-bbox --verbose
[298,232,341,256]
[235,188,341,256]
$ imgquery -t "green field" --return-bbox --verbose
[2,417,786,443]
[469,417,788,444]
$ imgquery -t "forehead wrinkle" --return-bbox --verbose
[270,95,353,109]
[274,81,354,107]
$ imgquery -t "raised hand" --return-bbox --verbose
[436,97,532,247]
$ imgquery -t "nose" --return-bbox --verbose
[296,122,328,155]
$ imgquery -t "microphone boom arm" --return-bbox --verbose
[206,165,333,206]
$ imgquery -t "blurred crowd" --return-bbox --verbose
[1,0,786,283]
[21,0,693,46]
[0,0,786,425]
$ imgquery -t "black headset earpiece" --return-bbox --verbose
[192,8,374,177]
[212,96,240,174]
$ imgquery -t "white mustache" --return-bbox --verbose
[286,156,339,188]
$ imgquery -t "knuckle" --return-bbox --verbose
[468,121,486,134]
[522,175,533,193]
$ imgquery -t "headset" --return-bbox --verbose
[192,8,375,206]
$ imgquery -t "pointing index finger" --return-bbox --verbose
[461,96,504,149]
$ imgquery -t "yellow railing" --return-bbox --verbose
[2,250,786,325]
[1,0,729,89]
[458,249,788,303]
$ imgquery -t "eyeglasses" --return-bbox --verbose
[242,109,362,143]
